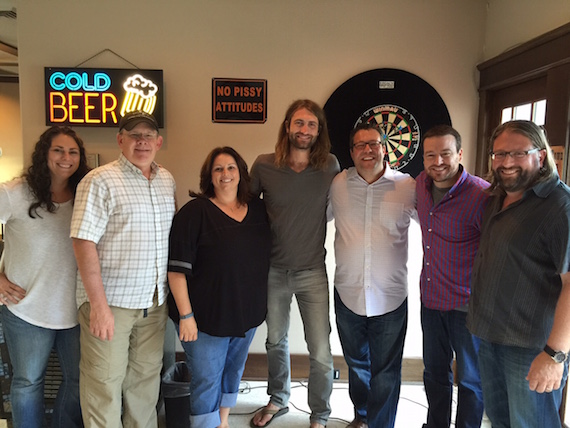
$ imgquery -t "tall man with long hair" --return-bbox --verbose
[468,120,570,427]
[250,100,340,428]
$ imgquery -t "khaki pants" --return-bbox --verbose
[78,298,167,428]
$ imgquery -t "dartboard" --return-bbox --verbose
[355,104,420,171]
[324,68,451,177]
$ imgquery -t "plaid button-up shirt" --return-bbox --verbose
[71,154,176,309]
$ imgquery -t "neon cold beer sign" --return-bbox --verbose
[44,67,164,127]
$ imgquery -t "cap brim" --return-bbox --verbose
[120,118,159,131]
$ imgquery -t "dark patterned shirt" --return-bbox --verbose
[467,176,570,348]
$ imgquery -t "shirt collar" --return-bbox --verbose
[348,162,396,184]
[118,153,159,179]
[528,175,562,199]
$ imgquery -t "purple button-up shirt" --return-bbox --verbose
[416,166,490,310]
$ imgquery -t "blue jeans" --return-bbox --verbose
[421,305,484,428]
[478,339,567,428]
[265,266,334,426]
[335,289,407,428]
[177,326,256,428]
[1,307,82,428]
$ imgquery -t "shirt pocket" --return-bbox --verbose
[378,202,404,231]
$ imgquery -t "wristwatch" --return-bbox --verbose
[544,344,569,363]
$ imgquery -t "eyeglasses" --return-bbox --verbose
[124,131,158,142]
[352,141,382,151]
[490,148,540,161]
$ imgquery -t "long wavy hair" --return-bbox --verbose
[24,126,89,218]
[190,146,252,205]
[486,120,557,194]
[274,99,331,170]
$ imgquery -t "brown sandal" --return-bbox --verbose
[250,406,289,427]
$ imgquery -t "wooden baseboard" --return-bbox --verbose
[243,354,424,383]
[177,352,424,383]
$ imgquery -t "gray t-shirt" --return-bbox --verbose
[250,153,340,270]
[431,184,451,206]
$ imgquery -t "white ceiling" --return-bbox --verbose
[0,0,18,79]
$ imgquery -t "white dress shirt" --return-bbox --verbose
[329,165,417,316]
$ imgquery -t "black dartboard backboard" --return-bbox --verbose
[324,68,452,178]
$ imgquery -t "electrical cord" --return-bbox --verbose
[233,379,431,425]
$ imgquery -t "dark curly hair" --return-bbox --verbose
[24,126,90,218]
[190,146,252,205]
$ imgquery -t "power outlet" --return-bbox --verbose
[0,147,3,157]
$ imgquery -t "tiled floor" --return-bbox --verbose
[159,380,492,427]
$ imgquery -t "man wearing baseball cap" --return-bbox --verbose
[71,111,176,427]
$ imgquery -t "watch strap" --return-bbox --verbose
[544,344,568,362]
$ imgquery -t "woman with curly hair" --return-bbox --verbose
[0,126,89,427]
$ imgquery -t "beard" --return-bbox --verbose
[494,167,539,193]
[426,164,459,184]
[288,132,317,150]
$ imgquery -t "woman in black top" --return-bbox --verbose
[168,146,271,428]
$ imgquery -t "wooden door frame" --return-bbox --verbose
[475,22,570,181]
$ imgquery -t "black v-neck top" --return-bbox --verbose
[168,197,271,337]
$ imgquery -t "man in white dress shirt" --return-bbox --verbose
[329,123,416,428]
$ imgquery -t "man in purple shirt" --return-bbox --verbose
[416,125,489,428]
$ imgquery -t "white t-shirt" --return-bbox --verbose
[0,178,78,329]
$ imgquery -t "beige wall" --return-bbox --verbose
[484,0,570,59]
[18,0,487,204]
[0,82,23,183]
